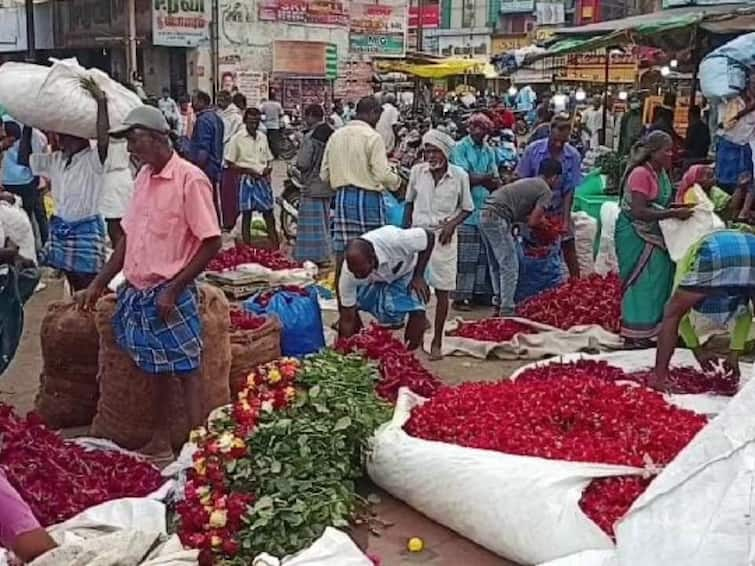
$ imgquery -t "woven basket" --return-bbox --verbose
[34,302,99,428]
[90,284,232,451]
[229,315,282,396]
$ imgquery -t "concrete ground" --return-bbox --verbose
[1,278,521,566]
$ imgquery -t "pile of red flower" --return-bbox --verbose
[0,403,164,526]
[229,309,267,331]
[517,359,739,396]
[517,273,622,333]
[405,368,707,537]
[207,245,300,272]
[336,325,442,401]
[451,318,533,342]
[531,216,564,246]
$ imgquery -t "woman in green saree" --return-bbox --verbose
[615,131,694,347]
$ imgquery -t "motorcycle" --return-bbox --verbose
[278,164,303,243]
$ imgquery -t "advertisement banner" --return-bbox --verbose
[408,5,440,29]
[273,40,332,77]
[152,0,210,46]
[535,1,565,25]
[499,0,535,14]
[258,0,349,26]
[349,2,407,57]
[219,60,269,108]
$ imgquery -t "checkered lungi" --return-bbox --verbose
[42,215,106,274]
[294,195,332,263]
[332,186,385,255]
[113,283,202,375]
[679,230,755,325]
[356,271,425,326]
[239,175,274,213]
[454,224,493,302]
[715,137,753,189]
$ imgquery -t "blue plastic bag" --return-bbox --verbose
[383,192,406,227]
[514,240,564,303]
[700,32,755,99]
[244,287,325,357]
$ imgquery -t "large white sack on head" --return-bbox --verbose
[595,201,619,275]
[659,201,725,263]
[0,59,142,138]
[368,388,642,565]
[614,365,755,566]
[699,56,746,100]
[573,211,597,275]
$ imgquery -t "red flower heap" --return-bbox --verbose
[517,273,622,333]
[405,374,707,536]
[0,404,163,526]
[207,245,301,272]
[452,318,533,342]
[531,216,564,246]
[229,309,267,331]
[336,325,442,401]
[178,358,300,563]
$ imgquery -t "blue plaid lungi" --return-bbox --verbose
[715,137,753,189]
[294,195,331,263]
[679,230,755,325]
[113,284,202,375]
[239,175,274,213]
[356,271,425,326]
[332,186,385,255]
[454,224,493,302]
[42,215,106,274]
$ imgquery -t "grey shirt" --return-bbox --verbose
[484,177,552,223]
[261,100,283,130]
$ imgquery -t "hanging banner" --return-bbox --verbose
[152,0,210,47]
[273,40,332,77]
[349,2,407,57]
[258,0,349,26]
[408,5,440,29]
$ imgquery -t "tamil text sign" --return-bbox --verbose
[258,0,349,26]
[349,2,406,57]
[153,0,210,46]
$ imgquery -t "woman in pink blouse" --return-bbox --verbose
[614,131,693,348]
[0,470,56,562]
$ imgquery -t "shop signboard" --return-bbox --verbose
[560,51,638,83]
[273,40,333,77]
[499,0,535,14]
[258,0,349,27]
[349,2,407,57]
[408,5,440,29]
[491,33,529,54]
[55,0,151,48]
[152,0,210,47]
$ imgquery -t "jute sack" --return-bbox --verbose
[90,284,232,450]
[229,315,282,396]
[34,301,99,428]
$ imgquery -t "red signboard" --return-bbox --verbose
[408,5,440,29]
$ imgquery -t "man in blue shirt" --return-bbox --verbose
[449,113,500,310]
[517,114,583,278]
[190,90,224,188]
[1,120,48,246]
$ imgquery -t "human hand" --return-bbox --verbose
[672,207,694,220]
[75,281,106,312]
[725,351,741,378]
[156,285,178,321]
[438,221,455,245]
[80,77,107,102]
[693,347,718,374]
[409,276,430,303]
[263,166,273,177]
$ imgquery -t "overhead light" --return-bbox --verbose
[575,88,586,101]
[618,90,628,100]
[660,65,671,77]
[508,86,518,96]
[553,93,567,108]
[670,59,679,69]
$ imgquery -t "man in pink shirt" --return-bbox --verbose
[79,106,222,459]
[0,469,57,561]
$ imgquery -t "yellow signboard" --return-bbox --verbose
[491,34,530,54]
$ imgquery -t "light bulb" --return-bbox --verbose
[618,91,628,100]
[660,66,671,77]
[508,86,518,96]
[575,88,586,101]
[670,59,678,69]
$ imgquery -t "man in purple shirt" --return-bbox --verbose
[517,115,583,278]
[190,90,225,187]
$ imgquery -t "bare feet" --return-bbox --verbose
[429,342,443,361]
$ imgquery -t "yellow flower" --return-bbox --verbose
[193,457,206,476]
[232,437,245,449]
[268,368,282,384]
[211,535,222,547]
[199,487,211,506]
[217,431,235,453]
[189,427,207,444]
[209,509,228,528]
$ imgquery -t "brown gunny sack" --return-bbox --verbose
[229,315,282,397]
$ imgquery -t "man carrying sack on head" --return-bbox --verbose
[77,106,222,461]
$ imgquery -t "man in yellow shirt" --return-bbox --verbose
[321,95,401,296]
[225,108,277,247]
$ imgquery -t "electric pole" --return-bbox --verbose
[24,0,35,62]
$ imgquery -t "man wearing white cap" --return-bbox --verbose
[403,129,473,359]
[78,105,222,460]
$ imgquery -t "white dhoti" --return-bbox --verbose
[426,232,458,292]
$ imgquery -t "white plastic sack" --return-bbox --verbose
[368,388,643,565]
[538,550,617,566]
[0,59,142,139]
[594,202,619,275]
[252,528,372,566]
[659,201,725,263]
[699,56,746,99]
[573,211,597,275]
[612,366,755,566]
[427,317,622,360]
